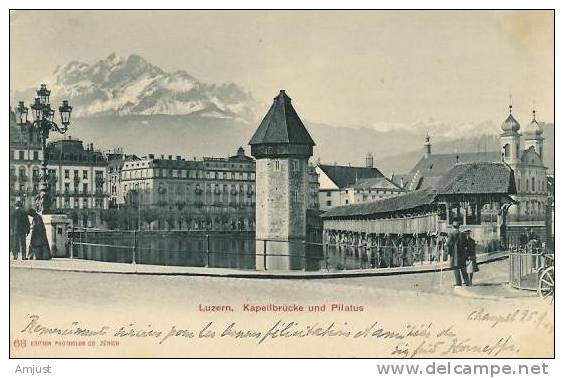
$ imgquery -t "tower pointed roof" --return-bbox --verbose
[249,90,315,146]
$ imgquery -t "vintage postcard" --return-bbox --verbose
[8,9,555,360]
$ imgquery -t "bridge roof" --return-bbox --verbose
[322,162,516,219]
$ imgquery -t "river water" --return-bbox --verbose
[71,231,434,271]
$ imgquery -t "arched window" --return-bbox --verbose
[532,177,535,192]
[526,179,529,192]
[503,144,510,160]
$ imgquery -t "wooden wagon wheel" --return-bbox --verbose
[538,266,554,304]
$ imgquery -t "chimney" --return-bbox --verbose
[161,154,165,160]
[365,152,374,168]
[168,155,172,160]
[424,132,432,158]
[149,154,154,159]
[176,155,181,160]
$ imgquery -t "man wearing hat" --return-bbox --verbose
[463,229,478,285]
[10,201,30,260]
[446,219,469,287]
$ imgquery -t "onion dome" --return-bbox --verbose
[501,104,520,133]
[524,110,543,138]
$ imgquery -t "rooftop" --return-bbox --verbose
[318,164,384,189]
[249,90,315,146]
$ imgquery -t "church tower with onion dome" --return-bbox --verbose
[523,110,544,161]
[249,90,316,270]
[500,103,521,167]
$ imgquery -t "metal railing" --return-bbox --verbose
[67,229,454,272]
[508,246,545,290]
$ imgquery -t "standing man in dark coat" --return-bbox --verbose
[27,208,51,260]
[10,201,30,260]
[447,220,469,287]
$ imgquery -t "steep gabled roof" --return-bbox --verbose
[318,164,384,189]
[406,151,501,190]
[436,162,516,195]
[409,151,501,176]
[249,90,315,146]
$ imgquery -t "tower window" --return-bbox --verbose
[503,144,510,160]
[532,177,535,192]
[275,161,280,171]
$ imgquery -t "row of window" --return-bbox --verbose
[123,182,254,194]
[516,177,546,193]
[519,201,545,216]
[63,169,105,180]
[273,160,302,172]
[61,182,104,193]
[122,169,255,181]
[11,150,40,161]
[61,198,104,209]
[325,189,400,197]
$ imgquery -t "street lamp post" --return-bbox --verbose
[15,84,72,214]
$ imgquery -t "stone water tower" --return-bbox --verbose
[249,90,316,270]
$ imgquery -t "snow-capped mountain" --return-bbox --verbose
[13,53,261,121]
[370,118,499,139]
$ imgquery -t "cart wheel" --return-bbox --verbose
[538,266,554,304]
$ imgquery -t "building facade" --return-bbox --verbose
[316,156,402,211]
[117,147,257,230]
[9,109,109,227]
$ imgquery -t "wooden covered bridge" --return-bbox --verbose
[321,162,517,267]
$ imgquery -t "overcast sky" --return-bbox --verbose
[10,10,554,129]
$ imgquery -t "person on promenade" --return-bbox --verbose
[10,201,30,260]
[27,209,51,260]
[446,220,469,287]
[463,229,479,286]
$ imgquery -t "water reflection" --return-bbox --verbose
[72,231,439,271]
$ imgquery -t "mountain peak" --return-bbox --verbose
[18,53,260,121]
